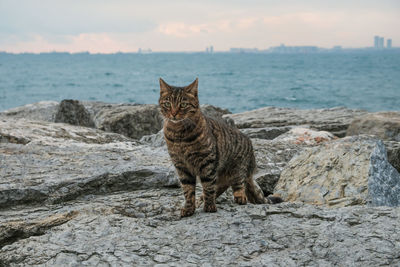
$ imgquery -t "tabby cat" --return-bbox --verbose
[159,78,280,217]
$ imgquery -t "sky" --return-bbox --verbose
[1,0,399,53]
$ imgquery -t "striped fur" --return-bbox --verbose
[159,78,275,217]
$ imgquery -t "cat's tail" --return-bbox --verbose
[245,176,283,204]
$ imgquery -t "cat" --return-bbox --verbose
[159,78,281,217]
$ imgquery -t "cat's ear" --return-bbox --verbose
[159,78,171,93]
[185,78,198,97]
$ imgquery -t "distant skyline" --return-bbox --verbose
[1,0,399,53]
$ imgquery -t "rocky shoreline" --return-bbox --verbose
[1,100,400,266]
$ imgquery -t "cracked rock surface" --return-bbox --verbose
[224,106,368,137]
[1,104,400,266]
[1,189,399,266]
[276,136,400,207]
[0,118,178,209]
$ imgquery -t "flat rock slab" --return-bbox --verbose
[347,111,400,142]
[224,106,368,137]
[0,118,177,208]
[0,101,232,140]
[1,189,399,266]
[276,136,400,207]
[0,101,59,122]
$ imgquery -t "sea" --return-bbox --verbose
[0,52,399,113]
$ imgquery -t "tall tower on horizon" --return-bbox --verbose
[374,36,380,49]
[379,37,384,49]
[387,39,392,49]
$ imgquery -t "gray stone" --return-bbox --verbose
[224,106,368,137]
[140,129,166,148]
[251,128,335,196]
[240,126,293,140]
[347,112,400,141]
[0,118,178,208]
[275,135,400,207]
[93,104,163,140]
[252,138,303,196]
[2,105,400,266]
[200,104,231,119]
[385,140,400,173]
[0,101,59,122]
[273,127,336,145]
[1,101,234,140]
[55,99,95,127]
[1,192,399,266]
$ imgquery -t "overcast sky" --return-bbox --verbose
[1,0,399,53]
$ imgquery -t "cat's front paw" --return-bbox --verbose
[181,207,195,217]
[203,203,217,213]
[196,195,204,208]
[234,195,248,205]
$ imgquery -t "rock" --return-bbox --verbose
[55,99,95,127]
[240,126,294,140]
[2,103,400,266]
[385,140,400,173]
[1,101,232,140]
[0,101,59,122]
[92,103,231,140]
[93,104,163,140]
[274,127,336,145]
[1,192,399,266]
[252,139,304,196]
[224,106,368,137]
[251,128,334,196]
[275,136,400,207]
[347,112,400,142]
[200,104,231,119]
[0,118,178,208]
[140,129,166,148]
[201,104,235,127]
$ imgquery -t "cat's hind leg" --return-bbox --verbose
[197,184,229,208]
[232,180,248,205]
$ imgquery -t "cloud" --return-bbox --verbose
[1,33,136,53]
[158,18,261,38]
[0,0,156,35]
[1,0,399,52]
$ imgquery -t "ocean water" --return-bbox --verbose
[0,52,399,113]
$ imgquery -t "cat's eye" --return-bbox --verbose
[180,103,188,108]
[163,102,171,108]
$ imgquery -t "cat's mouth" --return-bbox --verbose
[168,118,186,123]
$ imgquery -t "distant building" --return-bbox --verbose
[374,36,385,49]
[374,36,380,49]
[206,47,209,53]
[269,44,319,53]
[230,48,259,53]
[137,48,152,54]
[387,39,392,49]
[379,37,384,49]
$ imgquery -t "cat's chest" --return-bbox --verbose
[166,136,213,165]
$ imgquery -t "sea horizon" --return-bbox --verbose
[1,52,399,113]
